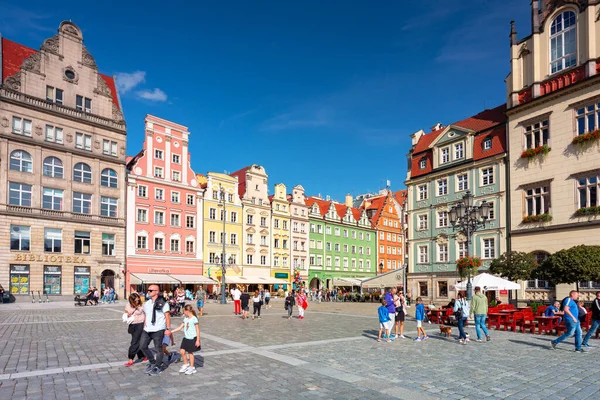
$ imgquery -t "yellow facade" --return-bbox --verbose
[271,183,291,284]
[198,173,243,284]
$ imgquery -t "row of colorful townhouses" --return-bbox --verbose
[405,1,600,304]
[0,22,407,297]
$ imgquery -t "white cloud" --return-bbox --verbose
[114,71,146,93]
[136,88,168,102]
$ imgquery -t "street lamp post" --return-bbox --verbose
[449,190,489,301]
[217,185,235,305]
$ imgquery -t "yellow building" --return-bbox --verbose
[197,172,243,291]
[270,183,291,284]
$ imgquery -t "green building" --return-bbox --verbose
[305,195,376,290]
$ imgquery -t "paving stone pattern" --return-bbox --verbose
[0,300,599,400]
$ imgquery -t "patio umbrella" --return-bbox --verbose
[455,273,520,291]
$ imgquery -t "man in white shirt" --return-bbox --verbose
[231,286,242,315]
[140,284,171,376]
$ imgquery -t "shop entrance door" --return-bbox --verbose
[101,269,115,290]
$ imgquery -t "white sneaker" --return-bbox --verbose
[393,334,398,339]
[185,367,197,375]
[178,364,189,373]
[399,335,406,338]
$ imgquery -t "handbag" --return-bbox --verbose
[122,312,134,325]
[454,300,464,320]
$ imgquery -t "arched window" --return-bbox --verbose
[73,162,92,183]
[100,168,118,188]
[10,150,33,173]
[43,157,64,179]
[550,10,577,74]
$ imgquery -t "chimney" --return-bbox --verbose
[532,0,540,33]
[345,194,353,207]
[326,195,331,201]
[430,122,443,131]
[510,20,517,46]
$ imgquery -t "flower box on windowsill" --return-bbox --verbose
[572,129,600,145]
[522,213,552,223]
[575,206,600,216]
[520,145,551,159]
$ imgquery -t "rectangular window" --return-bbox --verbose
[75,133,92,151]
[44,228,62,253]
[418,245,428,264]
[343,229,348,238]
[343,244,348,253]
[100,197,118,217]
[488,201,495,220]
[209,208,217,220]
[155,237,164,251]
[186,240,194,253]
[418,184,428,200]
[229,211,237,223]
[172,154,180,164]
[483,238,495,259]
[457,173,468,191]
[247,255,253,265]
[457,242,467,259]
[525,185,550,216]
[42,188,64,210]
[577,175,599,208]
[154,211,165,225]
[12,117,33,136]
[230,233,237,245]
[154,149,164,159]
[247,234,253,244]
[454,142,464,159]
[260,217,267,227]
[437,243,448,262]
[172,171,181,182]
[441,147,449,163]
[576,102,600,135]
[437,179,448,196]
[438,281,448,297]
[45,125,63,144]
[10,225,30,251]
[483,138,492,150]
[419,281,428,297]
[73,267,90,295]
[76,95,92,112]
[187,194,195,206]
[274,219,280,228]
[524,120,550,149]
[186,215,195,228]
[138,185,147,198]
[482,167,494,186]
[334,243,340,252]
[438,211,448,228]
[137,235,147,249]
[43,266,62,295]
[208,231,216,243]
[73,192,92,214]
[154,189,163,201]
[419,159,426,169]
[170,213,180,227]
[170,239,180,252]
[154,167,163,178]
[260,256,267,265]
[102,233,115,256]
[247,215,253,224]
[103,140,117,156]
[46,86,63,104]
[334,228,340,236]
[9,182,32,207]
[418,214,428,230]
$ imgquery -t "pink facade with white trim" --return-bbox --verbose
[125,115,204,293]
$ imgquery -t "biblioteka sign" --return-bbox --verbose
[13,254,87,264]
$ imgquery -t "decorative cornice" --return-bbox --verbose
[94,74,112,97]
[40,35,60,55]
[4,72,21,91]
[22,52,42,74]
[81,46,98,70]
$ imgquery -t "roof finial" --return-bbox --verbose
[510,20,517,46]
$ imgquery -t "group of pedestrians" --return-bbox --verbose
[551,290,600,352]
[231,286,307,320]
[101,287,117,304]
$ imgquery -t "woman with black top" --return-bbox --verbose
[252,290,262,320]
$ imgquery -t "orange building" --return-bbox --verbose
[360,190,406,275]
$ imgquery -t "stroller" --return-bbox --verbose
[168,297,182,317]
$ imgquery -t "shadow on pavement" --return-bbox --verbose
[508,339,552,349]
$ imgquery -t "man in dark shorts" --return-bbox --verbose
[240,290,250,319]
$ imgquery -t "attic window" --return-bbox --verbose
[483,138,492,150]
[65,70,75,80]
[419,159,426,169]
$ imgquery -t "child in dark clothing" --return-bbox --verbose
[285,291,296,319]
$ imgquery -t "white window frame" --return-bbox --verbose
[457,173,468,192]
[437,211,448,228]
[73,192,92,214]
[154,149,164,160]
[525,185,550,216]
[171,191,180,203]
[418,184,428,201]
[102,233,116,256]
[577,174,599,208]
[186,215,195,229]
[437,178,448,196]
[172,171,181,182]
[155,188,164,201]
[138,185,148,198]
[9,182,32,206]
[550,10,577,74]
[172,154,180,164]
[441,147,450,164]
[154,211,165,225]
[42,187,64,211]
[576,102,600,136]
[481,167,494,186]
[154,167,164,178]
[454,142,464,160]
[483,138,492,150]
[75,132,93,151]
[437,243,449,262]
[137,208,148,223]
[419,159,426,169]
[418,214,428,230]
[524,120,550,150]
[102,140,117,156]
[418,245,428,264]
[457,241,468,259]
[45,125,63,144]
[12,117,32,137]
[100,196,118,218]
[482,238,495,259]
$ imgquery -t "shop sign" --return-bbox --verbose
[44,266,62,275]
[148,268,170,274]
[499,289,508,295]
[14,254,86,263]
[274,273,289,279]
[74,267,90,275]
[10,265,30,273]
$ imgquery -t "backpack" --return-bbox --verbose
[454,299,465,320]
[559,297,569,312]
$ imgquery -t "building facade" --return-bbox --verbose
[288,185,309,285]
[405,106,508,304]
[125,116,205,293]
[305,196,376,289]
[506,0,600,301]
[270,183,291,282]
[1,22,127,297]
[197,172,243,288]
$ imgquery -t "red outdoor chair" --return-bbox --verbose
[503,312,524,332]
[519,312,537,334]
[555,320,567,335]
[536,306,548,316]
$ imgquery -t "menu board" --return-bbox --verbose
[43,266,62,295]
[10,265,30,294]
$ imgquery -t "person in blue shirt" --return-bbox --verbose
[414,297,429,342]
[544,300,562,324]
[377,299,393,342]
[384,288,397,334]
[551,290,585,352]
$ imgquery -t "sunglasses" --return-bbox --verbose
[147,289,158,292]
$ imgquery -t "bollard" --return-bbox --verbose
[45,293,50,303]
[31,292,35,303]
[38,291,42,303]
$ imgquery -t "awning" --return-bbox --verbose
[130,273,180,284]
[361,269,405,289]
[333,277,366,287]
[226,276,289,285]
[168,274,217,285]
[454,273,520,291]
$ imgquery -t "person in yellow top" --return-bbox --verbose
[469,287,491,342]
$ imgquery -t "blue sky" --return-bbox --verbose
[1,0,531,201]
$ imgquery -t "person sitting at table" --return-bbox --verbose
[577,301,588,324]
[446,299,456,309]
[545,300,562,323]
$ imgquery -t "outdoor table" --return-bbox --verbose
[429,309,443,324]
[487,313,509,330]
[500,309,517,314]
[534,316,560,334]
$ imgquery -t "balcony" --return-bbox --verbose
[1,204,125,226]
[1,88,126,131]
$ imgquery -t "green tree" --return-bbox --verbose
[489,251,538,282]
[535,245,600,289]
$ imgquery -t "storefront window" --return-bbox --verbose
[74,267,90,295]
[419,281,428,297]
[43,266,62,294]
[10,265,30,295]
[438,281,448,297]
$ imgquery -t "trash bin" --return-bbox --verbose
[2,293,10,304]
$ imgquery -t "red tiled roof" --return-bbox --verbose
[413,127,445,154]
[1,37,120,110]
[410,152,433,178]
[473,125,507,160]
[305,197,330,216]
[305,196,364,223]
[334,203,347,219]
[229,166,251,198]
[352,208,362,221]
[394,190,407,205]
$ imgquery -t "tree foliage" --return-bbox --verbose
[535,245,600,284]
[489,251,538,282]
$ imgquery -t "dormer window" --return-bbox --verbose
[483,138,492,150]
[419,159,426,169]
[441,148,449,164]
[550,11,577,74]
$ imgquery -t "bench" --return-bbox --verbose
[74,295,87,306]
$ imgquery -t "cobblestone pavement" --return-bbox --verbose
[0,299,599,400]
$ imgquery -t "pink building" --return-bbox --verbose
[125,115,209,294]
